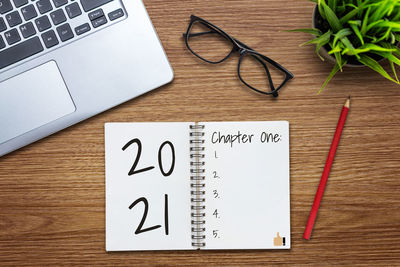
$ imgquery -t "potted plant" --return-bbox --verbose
[290,0,400,92]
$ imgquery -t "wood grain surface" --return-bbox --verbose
[1,0,400,266]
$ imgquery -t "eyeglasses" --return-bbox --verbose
[183,15,294,97]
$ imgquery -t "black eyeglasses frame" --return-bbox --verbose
[183,15,294,97]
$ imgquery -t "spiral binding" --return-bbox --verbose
[190,123,206,248]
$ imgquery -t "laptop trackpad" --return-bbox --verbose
[0,61,76,145]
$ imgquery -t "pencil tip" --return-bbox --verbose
[345,96,351,108]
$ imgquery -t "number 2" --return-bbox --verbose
[122,138,154,176]
[129,195,169,235]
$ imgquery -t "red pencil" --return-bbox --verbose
[303,96,351,240]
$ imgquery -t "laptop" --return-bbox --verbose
[0,0,173,157]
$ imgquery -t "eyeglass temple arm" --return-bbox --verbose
[183,29,219,38]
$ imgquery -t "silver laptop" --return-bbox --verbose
[0,0,173,157]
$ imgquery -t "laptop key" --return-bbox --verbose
[88,8,103,21]
[36,0,53,14]
[6,11,22,28]
[53,0,67,8]
[80,0,112,12]
[75,22,90,35]
[4,28,21,45]
[21,4,38,21]
[108,8,124,21]
[0,36,44,70]
[0,17,6,32]
[50,9,66,25]
[0,0,13,15]
[56,23,73,42]
[13,0,28,8]
[20,21,36,38]
[65,2,81,19]
[35,15,51,32]
[0,36,5,49]
[41,29,58,48]
[91,15,107,28]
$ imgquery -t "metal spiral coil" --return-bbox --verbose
[190,123,206,248]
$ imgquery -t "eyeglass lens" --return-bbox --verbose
[239,53,287,94]
[187,21,233,63]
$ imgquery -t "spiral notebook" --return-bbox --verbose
[105,121,290,251]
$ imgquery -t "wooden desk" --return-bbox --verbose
[1,0,400,265]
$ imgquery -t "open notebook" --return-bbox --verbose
[105,121,290,251]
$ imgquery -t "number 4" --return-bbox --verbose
[213,209,219,218]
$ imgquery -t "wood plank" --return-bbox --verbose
[0,0,399,265]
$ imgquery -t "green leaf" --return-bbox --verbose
[315,33,331,60]
[371,21,400,30]
[371,50,400,83]
[286,28,322,36]
[318,0,326,20]
[374,27,393,43]
[336,5,345,13]
[361,6,371,35]
[365,35,378,42]
[349,23,364,45]
[321,1,342,32]
[390,61,399,83]
[372,51,400,66]
[332,28,352,47]
[348,20,361,27]
[333,52,343,71]
[328,45,342,54]
[339,0,369,25]
[358,54,399,84]
[300,30,332,46]
[341,37,356,54]
[370,0,393,22]
[366,19,384,32]
[357,0,363,16]
[343,44,396,56]
[393,9,400,21]
[361,43,397,52]
[390,33,396,44]
[318,62,345,93]
[328,0,337,12]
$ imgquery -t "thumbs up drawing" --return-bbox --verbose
[273,232,283,246]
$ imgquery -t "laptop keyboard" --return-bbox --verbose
[0,0,126,70]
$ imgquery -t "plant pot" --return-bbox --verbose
[311,5,384,68]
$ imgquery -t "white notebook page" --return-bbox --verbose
[105,122,192,251]
[202,121,290,249]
